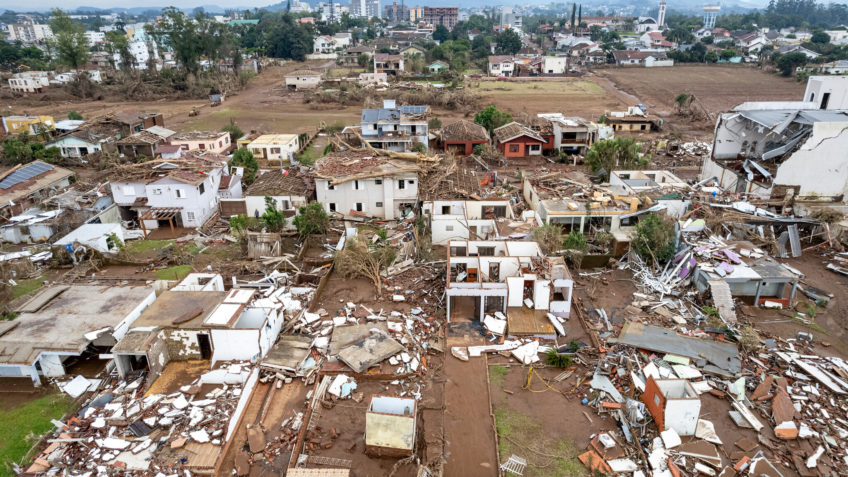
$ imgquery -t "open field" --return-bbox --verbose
[597,65,805,119]
[475,79,626,123]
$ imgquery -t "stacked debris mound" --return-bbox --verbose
[30,364,251,475]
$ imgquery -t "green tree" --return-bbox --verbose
[222,120,244,143]
[49,9,90,70]
[105,30,134,70]
[495,29,522,55]
[292,201,330,237]
[531,224,564,255]
[474,105,513,134]
[811,30,831,44]
[230,147,258,184]
[563,230,588,251]
[720,48,737,60]
[261,196,286,231]
[634,213,677,264]
[433,24,450,43]
[585,138,647,179]
[777,51,808,76]
[259,13,313,60]
[571,3,577,28]
[68,110,83,120]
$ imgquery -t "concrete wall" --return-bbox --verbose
[211,329,260,362]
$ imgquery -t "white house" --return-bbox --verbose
[110,152,235,230]
[7,71,50,94]
[84,30,105,46]
[488,55,515,76]
[804,75,848,109]
[333,32,353,49]
[540,56,569,74]
[314,35,337,53]
[240,169,311,219]
[47,134,104,158]
[445,241,574,326]
[314,151,418,220]
[246,134,301,163]
[357,100,429,152]
[168,131,232,154]
[285,70,322,90]
[817,60,848,75]
[422,200,514,245]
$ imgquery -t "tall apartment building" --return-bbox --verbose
[350,0,382,19]
[499,6,522,31]
[422,7,459,30]
[409,6,424,23]
[7,21,53,43]
[384,1,409,23]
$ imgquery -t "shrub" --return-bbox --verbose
[563,231,588,251]
[545,348,573,368]
[634,213,677,264]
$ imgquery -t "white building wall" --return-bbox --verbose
[771,121,848,199]
[211,329,261,363]
[664,399,701,436]
[803,76,848,110]
[316,174,418,219]
[111,181,148,206]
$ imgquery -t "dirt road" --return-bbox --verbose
[444,331,498,477]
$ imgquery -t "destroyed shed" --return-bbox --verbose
[0,285,156,385]
[642,376,702,436]
[365,395,417,457]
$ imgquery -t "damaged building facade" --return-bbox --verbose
[445,241,573,327]
[0,285,156,385]
[701,103,848,201]
[422,199,514,244]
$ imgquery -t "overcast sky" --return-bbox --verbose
[5,1,275,11]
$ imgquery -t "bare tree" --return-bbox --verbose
[334,234,396,295]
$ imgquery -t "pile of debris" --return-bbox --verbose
[27,364,253,475]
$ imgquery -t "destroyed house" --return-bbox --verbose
[604,106,662,132]
[0,285,156,385]
[523,174,647,236]
[693,254,799,307]
[314,150,420,220]
[374,53,404,75]
[438,119,490,156]
[110,152,235,231]
[609,170,688,194]
[422,199,514,244]
[112,279,284,382]
[0,161,75,218]
[111,110,164,135]
[359,100,429,152]
[700,105,848,201]
[445,241,573,333]
[115,126,176,159]
[642,376,702,436]
[537,113,599,155]
[225,169,312,219]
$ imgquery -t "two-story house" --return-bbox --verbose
[488,55,515,77]
[359,100,430,152]
[110,151,240,232]
[422,199,514,244]
[314,35,337,53]
[537,114,599,156]
[314,150,419,220]
[246,134,301,163]
[168,131,232,154]
[374,53,405,76]
[445,240,573,332]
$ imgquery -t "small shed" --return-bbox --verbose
[641,376,701,436]
[365,395,417,457]
[428,60,449,74]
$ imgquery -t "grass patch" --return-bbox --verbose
[11,277,44,299]
[154,265,193,281]
[493,407,584,477]
[489,365,508,388]
[0,393,75,477]
[124,239,173,255]
[478,80,605,96]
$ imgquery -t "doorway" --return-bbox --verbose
[197,334,212,360]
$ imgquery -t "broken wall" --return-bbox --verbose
[163,329,206,360]
[772,121,848,199]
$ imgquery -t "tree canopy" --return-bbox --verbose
[474,105,513,134]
